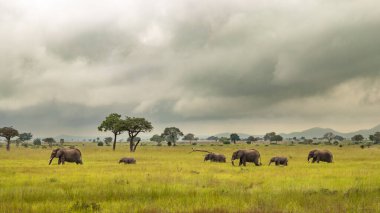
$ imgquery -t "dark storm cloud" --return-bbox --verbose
[1,0,380,135]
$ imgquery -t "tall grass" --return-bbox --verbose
[0,143,379,212]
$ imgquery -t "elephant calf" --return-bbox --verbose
[119,157,136,164]
[268,157,288,166]
[204,153,226,163]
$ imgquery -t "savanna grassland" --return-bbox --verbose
[0,143,380,213]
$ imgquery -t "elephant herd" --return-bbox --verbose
[48,148,333,166]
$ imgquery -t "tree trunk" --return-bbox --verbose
[129,136,135,152]
[133,139,141,152]
[6,139,10,151]
[113,132,117,151]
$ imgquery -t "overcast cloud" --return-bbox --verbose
[1,0,380,137]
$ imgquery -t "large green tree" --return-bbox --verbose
[230,133,240,144]
[323,132,335,143]
[98,113,126,151]
[124,117,153,152]
[42,137,56,147]
[264,132,276,141]
[183,133,195,144]
[351,134,364,143]
[150,134,164,146]
[0,127,19,151]
[161,127,183,146]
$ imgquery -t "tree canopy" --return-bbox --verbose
[98,113,125,151]
[0,127,19,151]
[19,132,33,142]
[351,134,364,142]
[150,134,164,146]
[161,127,183,146]
[124,117,153,152]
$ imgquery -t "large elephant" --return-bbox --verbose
[307,149,333,163]
[231,149,262,166]
[268,156,288,166]
[204,153,226,163]
[49,148,83,165]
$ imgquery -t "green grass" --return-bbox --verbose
[1,143,380,212]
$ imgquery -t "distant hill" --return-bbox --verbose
[280,124,380,139]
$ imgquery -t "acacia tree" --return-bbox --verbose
[0,127,19,151]
[150,134,164,146]
[42,137,56,147]
[98,113,126,151]
[230,133,240,144]
[264,132,276,141]
[19,132,33,142]
[351,134,364,143]
[104,137,113,146]
[124,117,153,152]
[323,132,335,143]
[183,133,195,144]
[161,127,183,146]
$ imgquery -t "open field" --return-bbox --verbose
[1,143,380,213]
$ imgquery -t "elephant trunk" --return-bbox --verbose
[48,157,54,165]
[231,159,235,166]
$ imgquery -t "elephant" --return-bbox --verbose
[204,153,226,163]
[231,149,262,166]
[49,148,82,165]
[308,149,333,163]
[268,157,288,166]
[119,157,136,164]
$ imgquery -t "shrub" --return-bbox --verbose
[324,141,332,145]
[333,141,339,146]
[339,144,343,148]
[246,141,252,144]
[360,145,365,149]
[192,142,197,145]
[222,141,231,145]
[97,142,104,146]
[21,142,29,148]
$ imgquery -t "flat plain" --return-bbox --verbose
[0,143,379,212]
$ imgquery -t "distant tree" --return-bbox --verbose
[219,137,231,144]
[42,138,56,147]
[369,135,374,142]
[33,138,42,146]
[161,127,183,146]
[323,132,335,143]
[270,135,283,144]
[351,134,364,143]
[19,132,33,142]
[0,127,19,151]
[96,137,100,142]
[207,136,219,141]
[264,132,276,141]
[334,135,344,141]
[292,137,297,141]
[183,133,195,144]
[104,137,113,146]
[60,139,64,145]
[230,133,240,144]
[373,132,380,144]
[98,113,126,151]
[150,134,164,146]
[123,117,153,152]
[247,136,257,143]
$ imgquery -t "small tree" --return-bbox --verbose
[42,138,56,147]
[59,139,64,145]
[351,134,364,143]
[0,127,19,151]
[150,134,164,146]
[98,113,126,151]
[230,133,240,144]
[373,132,380,144]
[161,127,183,146]
[270,135,283,144]
[33,138,42,146]
[247,136,257,143]
[323,132,335,143]
[19,132,33,142]
[264,132,276,141]
[183,133,195,144]
[124,117,153,152]
[104,137,113,146]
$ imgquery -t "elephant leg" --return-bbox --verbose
[58,158,61,165]
[242,158,247,166]
[275,161,279,166]
[61,156,65,165]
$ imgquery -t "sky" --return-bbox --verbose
[1,0,380,137]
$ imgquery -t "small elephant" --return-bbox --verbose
[204,153,226,162]
[308,149,333,163]
[119,157,136,164]
[268,157,288,166]
[49,148,82,165]
[231,149,262,166]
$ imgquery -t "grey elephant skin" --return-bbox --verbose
[231,149,262,166]
[119,157,136,164]
[49,148,83,165]
[204,153,226,163]
[268,157,288,166]
[308,149,333,163]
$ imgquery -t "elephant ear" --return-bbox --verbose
[236,150,244,159]
[313,150,320,157]
[56,149,64,157]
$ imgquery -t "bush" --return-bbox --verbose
[324,141,332,145]
[33,138,42,146]
[360,145,365,149]
[192,142,197,145]
[21,143,29,148]
[333,141,339,146]
[339,144,343,148]
[246,141,252,144]
[222,141,231,145]
[97,142,104,146]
